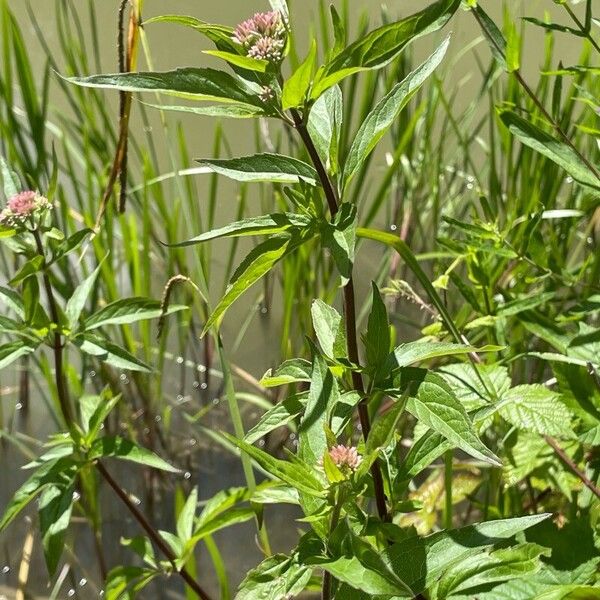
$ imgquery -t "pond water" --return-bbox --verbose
[0,1,579,598]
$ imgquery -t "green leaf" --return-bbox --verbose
[65,262,102,330]
[66,68,262,107]
[321,202,357,283]
[343,36,450,188]
[90,436,180,473]
[203,50,269,73]
[85,298,186,330]
[259,358,312,387]
[365,283,390,373]
[9,255,45,287]
[0,341,37,370]
[204,234,305,335]
[80,390,121,442]
[221,432,326,498]
[395,430,452,488]
[391,340,498,369]
[196,153,318,186]
[312,0,460,97]
[0,155,20,198]
[307,85,343,173]
[76,334,153,372]
[365,397,406,456]
[499,109,600,191]
[282,40,317,110]
[176,488,198,543]
[497,384,575,439]
[311,300,346,359]
[0,458,77,533]
[141,101,265,119]
[169,213,312,247]
[434,543,548,599]
[471,4,508,68]
[403,372,501,466]
[245,394,305,444]
[0,285,25,319]
[298,351,339,467]
[236,554,312,600]
[39,480,76,575]
[104,566,157,600]
[189,507,255,548]
[384,514,551,595]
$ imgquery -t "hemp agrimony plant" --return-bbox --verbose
[1,0,600,598]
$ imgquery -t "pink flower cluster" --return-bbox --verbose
[233,11,286,63]
[328,445,362,471]
[0,190,51,227]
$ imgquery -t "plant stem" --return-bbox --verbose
[96,462,212,600]
[545,436,600,500]
[33,232,212,599]
[290,109,389,522]
[32,229,75,426]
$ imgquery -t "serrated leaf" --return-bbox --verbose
[39,480,76,575]
[282,40,317,110]
[260,358,312,387]
[499,109,600,191]
[221,432,326,498]
[169,213,312,247]
[498,385,575,439]
[85,298,186,330]
[90,436,180,473]
[0,341,37,370]
[204,234,307,335]
[390,341,499,370]
[66,67,261,107]
[245,394,305,444]
[402,372,501,466]
[196,153,318,186]
[343,36,450,188]
[312,0,460,97]
[76,334,153,372]
[311,300,346,359]
[66,262,102,330]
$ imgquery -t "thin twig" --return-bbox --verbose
[545,436,600,500]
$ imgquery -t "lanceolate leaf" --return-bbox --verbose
[312,0,460,97]
[401,372,501,466]
[365,283,390,372]
[203,233,310,335]
[245,394,306,444]
[0,341,37,370]
[384,514,551,595]
[307,85,343,172]
[85,298,186,330]
[39,479,76,575]
[65,262,102,330]
[221,432,326,498]
[311,300,346,359]
[282,40,317,110]
[76,334,153,372]
[141,101,265,119]
[499,109,600,191]
[260,358,312,387]
[90,436,180,473]
[196,154,319,186]
[169,213,313,248]
[343,36,450,188]
[67,68,261,107]
[390,340,499,370]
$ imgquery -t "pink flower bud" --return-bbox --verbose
[233,11,286,64]
[0,190,51,227]
[327,445,362,471]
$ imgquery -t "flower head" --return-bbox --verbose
[327,445,362,471]
[0,190,51,227]
[233,11,286,63]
